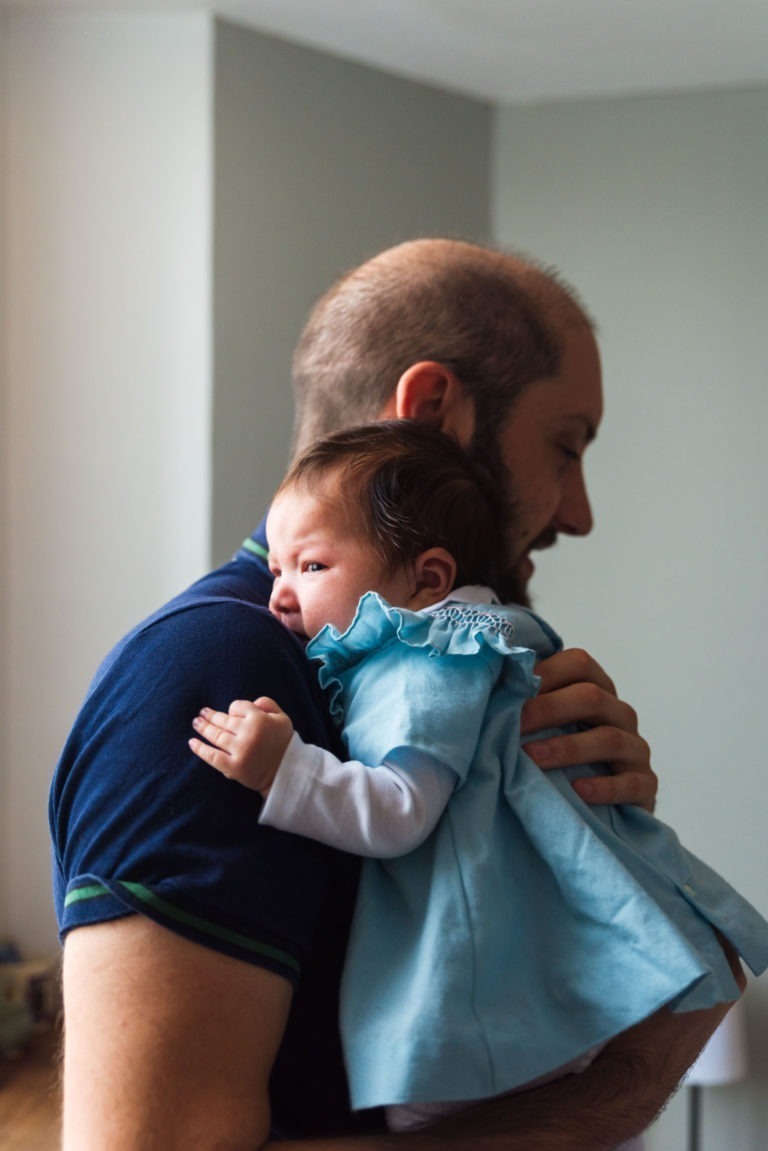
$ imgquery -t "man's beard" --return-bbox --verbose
[466,421,532,609]
[496,564,532,610]
[516,527,559,609]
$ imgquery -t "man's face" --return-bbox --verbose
[479,326,604,604]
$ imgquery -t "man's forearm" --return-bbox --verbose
[271,993,742,1151]
[265,1067,635,1151]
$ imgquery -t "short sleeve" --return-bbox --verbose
[48,543,385,1140]
[338,639,501,784]
[49,599,351,986]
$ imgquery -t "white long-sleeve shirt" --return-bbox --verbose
[260,734,456,857]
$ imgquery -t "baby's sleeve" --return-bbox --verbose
[259,733,457,857]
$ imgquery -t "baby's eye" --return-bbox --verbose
[305,562,327,574]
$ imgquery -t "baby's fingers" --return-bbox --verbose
[196,705,242,734]
[252,696,287,718]
[191,710,237,750]
[188,736,234,777]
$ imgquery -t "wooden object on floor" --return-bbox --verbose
[0,1026,61,1151]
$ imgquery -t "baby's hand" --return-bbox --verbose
[189,697,294,795]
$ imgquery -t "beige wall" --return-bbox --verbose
[2,11,213,953]
[494,86,768,1151]
[0,12,491,954]
[211,19,491,561]
[0,15,9,935]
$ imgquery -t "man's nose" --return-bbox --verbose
[556,468,594,537]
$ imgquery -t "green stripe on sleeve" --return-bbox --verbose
[65,882,110,905]
[119,882,300,971]
[242,537,269,560]
[65,880,300,975]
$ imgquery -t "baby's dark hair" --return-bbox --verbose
[276,420,516,596]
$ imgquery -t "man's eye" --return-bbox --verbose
[559,445,580,462]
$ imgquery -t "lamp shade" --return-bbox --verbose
[686,999,749,1087]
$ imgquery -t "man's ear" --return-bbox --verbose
[408,548,458,611]
[379,362,475,446]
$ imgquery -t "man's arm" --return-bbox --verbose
[62,916,292,1151]
[275,963,745,1150]
[61,886,744,1151]
[521,647,657,810]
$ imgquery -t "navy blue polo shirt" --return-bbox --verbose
[49,522,383,1138]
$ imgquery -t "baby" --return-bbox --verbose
[190,420,768,1131]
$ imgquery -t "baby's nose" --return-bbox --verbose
[269,579,298,614]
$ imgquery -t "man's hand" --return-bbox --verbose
[521,647,657,811]
[190,696,294,794]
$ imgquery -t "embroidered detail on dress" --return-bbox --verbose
[430,606,517,644]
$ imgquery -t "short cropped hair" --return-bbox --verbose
[276,421,515,598]
[291,238,593,454]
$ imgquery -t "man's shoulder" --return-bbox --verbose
[103,555,292,667]
[143,553,273,628]
[78,556,332,747]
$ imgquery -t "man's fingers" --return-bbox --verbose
[571,768,658,810]
[533,648,616,697]
[522,683,638,737]
[525,722,642,770]
[525,647,657,813]
[524,723,656,811]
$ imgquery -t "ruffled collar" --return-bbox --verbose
[307,588,549,728]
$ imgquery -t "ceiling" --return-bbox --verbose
[5,0,768,104]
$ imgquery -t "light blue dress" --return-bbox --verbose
[308,591,768,1111]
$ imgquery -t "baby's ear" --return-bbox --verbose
[408,548,457,611]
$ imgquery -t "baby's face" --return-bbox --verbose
[266,488,417,639]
